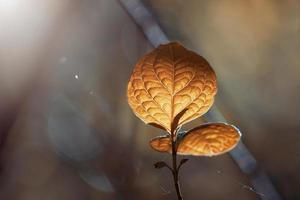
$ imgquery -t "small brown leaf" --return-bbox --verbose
[154,161,168,169]
[179,158,189,165]
[178,158,189,170]
[127,42,217,133]
[149,123,241,156]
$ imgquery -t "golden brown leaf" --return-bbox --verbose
[127,42,217,132]
[149,123,241,156]
[149,135,171,152]
[178,123,241,156]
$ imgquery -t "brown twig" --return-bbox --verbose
[171,128,183,200]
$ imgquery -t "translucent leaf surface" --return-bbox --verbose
[149,135,171,152]
[149,123,241,156]
[127,42,217,132]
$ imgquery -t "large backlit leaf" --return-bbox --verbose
[149,123,241,156]
[127,42,217,132]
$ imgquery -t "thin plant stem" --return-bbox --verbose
[171,129,183,200]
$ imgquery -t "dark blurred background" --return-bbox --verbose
[0,0,299,200]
